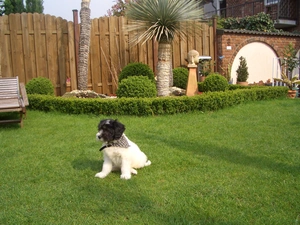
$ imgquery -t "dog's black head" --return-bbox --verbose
[96,119,125,142]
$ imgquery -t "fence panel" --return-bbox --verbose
[0,14,214,96]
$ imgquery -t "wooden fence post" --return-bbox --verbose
[73,9,79,89]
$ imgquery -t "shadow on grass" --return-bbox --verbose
[72,158,102,171]
[78,179,233,225]
[0,124,21,129]
[141,133,300,177]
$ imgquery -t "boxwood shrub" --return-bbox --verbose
[117,76,157,98]
[28,87,288,116]
[26,77,54,96]
[202,73,229,92]
[173,67,188,89]
[118,62,155,83]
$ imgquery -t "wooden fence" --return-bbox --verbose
[0,13,215,96]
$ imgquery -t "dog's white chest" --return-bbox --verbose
[105,148,124,165]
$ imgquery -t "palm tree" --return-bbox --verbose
[78,0,91,90]
[125,0,204,96]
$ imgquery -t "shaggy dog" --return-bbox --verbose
[95,119,151,179]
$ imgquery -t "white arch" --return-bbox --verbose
[231,42,280,84]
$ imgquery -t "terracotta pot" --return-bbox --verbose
[287,90,297,99]
[237,81,248,86]
[200,76,206,82]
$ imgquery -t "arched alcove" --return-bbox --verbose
[231,42,280,84]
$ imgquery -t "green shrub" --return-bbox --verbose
[173,67,188,89]
[221,12,280,33]
[117,76,157,98]
[28,87,288,116]
[118,62,155,83]
[203,73,229,92]
[26,77,54,95]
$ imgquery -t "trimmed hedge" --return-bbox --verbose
[28,87,288,116]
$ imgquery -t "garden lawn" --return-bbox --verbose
[0,98,299,225]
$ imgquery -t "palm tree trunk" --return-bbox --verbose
[157,42,172,96]
[78,0,91,90]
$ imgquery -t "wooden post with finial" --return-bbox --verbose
[186,50,199,96]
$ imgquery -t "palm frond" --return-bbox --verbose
[125,0,204,45]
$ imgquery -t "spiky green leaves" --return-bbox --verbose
[125,0,204,44]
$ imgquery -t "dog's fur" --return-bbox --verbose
[95,119,151,179]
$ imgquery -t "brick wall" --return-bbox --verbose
[216,29,300,75]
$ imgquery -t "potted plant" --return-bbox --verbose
[273,72,300,98]
[273,43,300,98]
[236,56,249,86]
[198,60,211,82]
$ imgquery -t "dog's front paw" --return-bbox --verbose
[95,172,107,179]
[120,173,131,180]
[130,168,137,175]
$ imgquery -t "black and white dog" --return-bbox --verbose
[95,119,151,180]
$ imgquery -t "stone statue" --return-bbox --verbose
[187,50,199,65]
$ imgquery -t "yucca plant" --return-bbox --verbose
[273,72,300,90]
[125,0,204,96]
[274,43,300,90]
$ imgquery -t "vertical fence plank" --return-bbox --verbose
[99,17,110,95]
[67,21,77,91]
[172,35,181,68]
[209,24,215,71]
[119,17,128,72]
[128,28,138,64]
[195,23,203,56]
[27,13,37,80]
[180,37,188,67]
[45,15,59,95]
[90,18,102,93]
[21,13,34,83]
[146,38,154,70]
[0,15,13,77]
[9,14,25,78]
[33,14,47,80]
[109,16,119,93]
[56,17,68,95]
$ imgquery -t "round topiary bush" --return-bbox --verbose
[173,67,188,89]
[26,77,55,95]
[117,76,157,98]
[119,62,155,83]
[203,73,229,92]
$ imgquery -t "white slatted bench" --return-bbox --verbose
[0,77,29,127]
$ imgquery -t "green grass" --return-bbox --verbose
[0,99,299,224]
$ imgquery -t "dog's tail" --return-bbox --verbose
[145,160,151,167]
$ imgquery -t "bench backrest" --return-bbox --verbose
[0,77,20,99]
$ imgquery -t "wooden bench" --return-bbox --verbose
[0,77,29,127]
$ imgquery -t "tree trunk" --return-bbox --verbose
[169,65,173,87]
[78,0,91,90]
[157,42,172,96]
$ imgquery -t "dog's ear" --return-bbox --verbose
[113,120,125,139]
